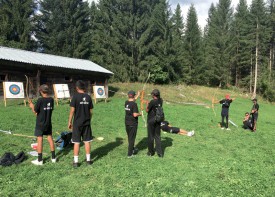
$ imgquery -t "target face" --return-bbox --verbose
[97,88,104,96]
[9,84,21,95]
[94,86,106,98]
[4,82,25,98]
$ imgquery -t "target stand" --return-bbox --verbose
[93,85,107,104]
[3,82,26,107]
[53,84,71,106]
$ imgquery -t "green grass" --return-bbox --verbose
[0,84,275,196]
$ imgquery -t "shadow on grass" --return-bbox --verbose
[135,137,147,152]
[162,137,173,155]
[135,136,173,155]
[92,137,123,162]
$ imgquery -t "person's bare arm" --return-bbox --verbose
[68,107,75,129]
[29,100,37,115]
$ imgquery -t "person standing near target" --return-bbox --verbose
[68,80,93,168]
[29,84,56,165]
[124,90,141,158]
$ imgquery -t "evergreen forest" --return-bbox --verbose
[0,0,275,101]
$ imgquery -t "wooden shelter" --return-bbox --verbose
[0,46,113,99]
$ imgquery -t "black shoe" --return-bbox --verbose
[147,152,155,156]
[157,154,163,158]
[132,148,139,155]
[73,162,79,168]
[86,160,93,165]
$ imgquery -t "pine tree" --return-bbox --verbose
[230,0,252,88]
[170,4,185,82]
[35,0,91,59]
[249,0,270,97]
[208,0,233,86]
[0,0,36,50]
[182,4,203,85]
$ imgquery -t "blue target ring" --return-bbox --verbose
[97,88,104,96]
[9,84,21,95]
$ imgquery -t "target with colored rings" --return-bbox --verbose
[9,84,21,95]
[97,88,104,96]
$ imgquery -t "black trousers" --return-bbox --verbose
[221,114,229,128]
[147,119,162,155]
[126,125,137,156]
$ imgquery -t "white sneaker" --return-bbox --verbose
[221,127,225,130]
[191,130,195,136]
[51,158,56,163]
[226,128,231,131]
[31,159,43,165]
[187,132,192,137]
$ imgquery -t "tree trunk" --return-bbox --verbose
[253,22,259,98]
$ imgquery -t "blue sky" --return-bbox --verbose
[87,0,253,28]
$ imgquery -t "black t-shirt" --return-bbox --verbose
[251,103,259,114]
[125,100,139,126]
[219,99,232,114]
[34,97,54,132]
[160,121,170,132]
[147,98,163,120]
[70,93,93,127]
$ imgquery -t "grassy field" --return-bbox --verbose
[0,83,274,196]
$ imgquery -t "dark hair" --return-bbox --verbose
[151,89,160,98]
[76,80,86,91]
[245,112,249,115]
[39,84,49,94]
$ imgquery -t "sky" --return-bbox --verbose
[87,0,253,29]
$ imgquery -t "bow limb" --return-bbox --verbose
[25,75,30,103]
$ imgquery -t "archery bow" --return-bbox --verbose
[140,73,151,127]
[25,75,30,103]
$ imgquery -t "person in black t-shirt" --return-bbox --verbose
[215,94,235,130]
[125,90,141,158]
[251,98,259,132]
[68,80,93,167]
[243,112,253,130]
[29,84,56,165]
[146,89,163,157]
[160,121,195,136]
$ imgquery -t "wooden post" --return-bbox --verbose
[104,78,108,103]
[53,84,59,106]
[36,69,41,97]
[3,82,7,107]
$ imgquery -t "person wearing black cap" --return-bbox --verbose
[146,89,163,157]
[125,90,141,158]
[251,98,259,131]
[29,84,56,165]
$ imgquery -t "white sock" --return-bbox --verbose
[86,154,90,161]
[187,132,192,136]
[74,156,79,163]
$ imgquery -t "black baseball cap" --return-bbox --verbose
[128,90,136,96]
[151,89,160,96]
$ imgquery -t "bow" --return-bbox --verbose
[211,88,219,118]
[140,73,150,127]
[25,75,30,103]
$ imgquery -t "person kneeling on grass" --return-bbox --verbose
[160,121,194,137]
[243,112,253,131]
[29,84,56,165]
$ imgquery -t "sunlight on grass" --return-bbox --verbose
[0,84,274,196]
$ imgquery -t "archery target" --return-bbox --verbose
[94,86,106,98]
[4,82,25,98]
[53,84,70,98]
